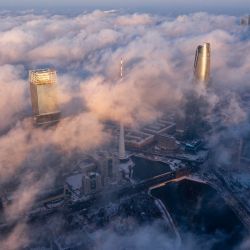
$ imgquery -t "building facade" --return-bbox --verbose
[194,42,211,86]
[94,151,120,186]
[29,68,60,125]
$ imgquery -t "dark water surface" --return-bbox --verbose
[132,156,171,181]
[132,157,247,249]
[151,180,247,250]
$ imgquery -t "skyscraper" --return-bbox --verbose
[29,68,60,125]
[194,42,211,86]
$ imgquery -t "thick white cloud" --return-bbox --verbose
[0,64,28,131]
[0,10,249,249]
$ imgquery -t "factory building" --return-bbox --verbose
[194,42,211,86]
[29,68,60,125]
[65,171,102,201]
[125,130,155,150]
[94,151,120,186]
[142,120,176,136]
[64,156,104,201]
[156,134,179,152]
[184,139,203,153]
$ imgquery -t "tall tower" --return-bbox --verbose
[29,68,60,125]
[117,58,134,180]
[194,43,211,86]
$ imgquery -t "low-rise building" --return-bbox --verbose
[125,130,154,150]
[142,120,176,136]
[156,133,179,152]
[93,151,120,186]
[64,171,102,201]
[184,139,203,153]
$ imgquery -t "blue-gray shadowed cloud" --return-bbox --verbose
[1,0,250,14]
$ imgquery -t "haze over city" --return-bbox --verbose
[2,0,250,14]
[0,0,250,250]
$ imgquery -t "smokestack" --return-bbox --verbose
[119,123,126,160]
[117,58,134,180]
[119,57,126,160]
[194,42,211,86]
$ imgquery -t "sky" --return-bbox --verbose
[1,0,250,15]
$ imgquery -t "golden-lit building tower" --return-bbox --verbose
[29,68,60,125]
[194,43,211,86]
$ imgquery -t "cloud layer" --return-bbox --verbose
[0,9,249,249]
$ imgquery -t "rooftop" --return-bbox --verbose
[29,68,57,85]
[142,120,176,135]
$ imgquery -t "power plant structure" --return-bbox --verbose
[29,68,60,125]
[194,42,211,87]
